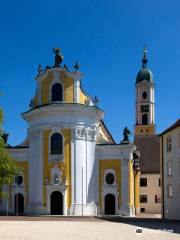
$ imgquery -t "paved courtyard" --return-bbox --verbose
[0,216,179,240]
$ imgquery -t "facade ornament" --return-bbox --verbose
[74,61,80,72]
[133,150,140,173]
[29,99,34,109]
[75,128,86,140]
[37,64,43,76]
[74,127,97,141]
[93,96,99,107]
[53,48,64,67]
[86,129,96,141]
[63,64,69,71]
[142,44,148,68]
[85,98,90,105]
[45,65,51,71]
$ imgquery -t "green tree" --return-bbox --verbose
[0,108,19,195]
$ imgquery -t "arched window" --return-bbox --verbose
[51,83,63,102]
[51,133,63,155]
[142,114,148,125]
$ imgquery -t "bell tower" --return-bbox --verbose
[134,47,155,135]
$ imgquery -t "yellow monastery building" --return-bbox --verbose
[1,48,140,216]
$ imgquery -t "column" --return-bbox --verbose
[70,126,97,216]
[119,158,131,216]
[28,128,45,214]
[135,171,140,215]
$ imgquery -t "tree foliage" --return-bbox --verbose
[0,108,19,188]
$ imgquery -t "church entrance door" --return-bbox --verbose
[105,194,115,215]
[50,191,63,215]
[14,193,24,215]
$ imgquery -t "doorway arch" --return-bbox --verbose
[14,193,24,214]
[105,194,115,215]
[50,191,63,215]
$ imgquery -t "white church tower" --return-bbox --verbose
[135,47,155,135]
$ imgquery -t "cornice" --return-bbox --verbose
[22,103,104,123]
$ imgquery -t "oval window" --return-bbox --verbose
[105,173,115,185]
[15,175,23,185]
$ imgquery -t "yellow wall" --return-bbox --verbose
[33,70,74,106]
[99,160,121,209]
[135,124,155,135]
[134,172,140,209]
[33,94,38,107]
[43,128,71,208]
[62,129,71,208]
[80,89,88,104]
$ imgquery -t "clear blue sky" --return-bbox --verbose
[0,0,179,145]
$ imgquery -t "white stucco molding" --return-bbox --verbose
[45,183,68,215]
[96,143,136,160]
[8,148,29,162]
[103,169,117,186]
[22,104,104,129]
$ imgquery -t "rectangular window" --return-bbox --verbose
[140,178,147,187]
[167,184,173,198]
[166,136,172,152]
[159,178,161,187]
[141,105,149,113]
[141,208,145,213]
[140,195,147,203]
[167,161,172,176]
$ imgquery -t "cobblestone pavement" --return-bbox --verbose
[0,216,179,240]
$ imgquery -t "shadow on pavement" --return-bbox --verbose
[97,216,180,234]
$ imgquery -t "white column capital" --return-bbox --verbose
[74,126,99,142]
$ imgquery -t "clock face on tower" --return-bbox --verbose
[142,91,147,99]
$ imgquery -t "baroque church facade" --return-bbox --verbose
[1,48,140,216]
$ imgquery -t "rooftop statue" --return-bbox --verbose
[53,48,64,67]
[123,126,130,142]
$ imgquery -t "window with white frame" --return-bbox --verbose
[167,184,173,198]
[50,133,63,155]
[104,169,116,186]
[14,175,23,185]
[166,136,172,152]
[167,161,172,176]
[105,173,115,185]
